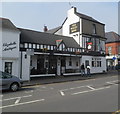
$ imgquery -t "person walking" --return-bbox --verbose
[86,64,91,76]
[81,63,85,76]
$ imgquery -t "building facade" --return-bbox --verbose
[105,31,120,68]
[47,7,107,74]
[0,7,107,81]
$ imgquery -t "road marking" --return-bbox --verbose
[0,95,32,101]
[60,91,65,96]
[15,97,21,104]
[41,86,46,88]
[0,99,45,109]
[25,90,34,93]
[106,80,118,85]
[60,85,92,92]
[87,86,95,90]
[71,86,110,95]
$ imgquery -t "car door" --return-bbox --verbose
[1,72,12,90]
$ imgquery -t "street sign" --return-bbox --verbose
[112,57,117,60]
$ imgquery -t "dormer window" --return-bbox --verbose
[93,24,96,34]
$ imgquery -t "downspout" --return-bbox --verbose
[20,51,22,79]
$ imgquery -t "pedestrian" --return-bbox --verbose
[86,64,91,76]
[81,63,85,76]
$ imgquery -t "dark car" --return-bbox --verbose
[0,71,23,92]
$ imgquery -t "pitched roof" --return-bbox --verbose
[0,18,19,31]
[19,28,80,48]
[105,32,120,43]
[75,12,103,24]
[46,26,62,34]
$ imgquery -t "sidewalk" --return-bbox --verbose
[22,70,119,87]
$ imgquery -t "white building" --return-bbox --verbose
[47,7,107,74]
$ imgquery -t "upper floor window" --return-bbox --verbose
[118,46,120,55]
[93,24,96,34]
[108,46,112,55]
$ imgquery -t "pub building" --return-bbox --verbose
[0,7,107,81]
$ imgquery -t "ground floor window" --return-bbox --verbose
[92,58,101,67]
[4,62,12,74]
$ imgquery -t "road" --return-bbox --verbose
[1,74,119,112]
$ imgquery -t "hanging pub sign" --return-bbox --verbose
[87,41,92,50]
[69,22,80,34]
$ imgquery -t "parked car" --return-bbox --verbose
[0,71,23,92]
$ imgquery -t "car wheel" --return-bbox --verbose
[10,83,19,92]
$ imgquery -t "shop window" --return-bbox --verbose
[4,62,12,74]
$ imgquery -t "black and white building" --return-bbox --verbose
[0,7,107,81]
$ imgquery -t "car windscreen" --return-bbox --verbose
[0,71,12,79]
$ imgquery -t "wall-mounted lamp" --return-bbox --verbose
[25,54,27,59]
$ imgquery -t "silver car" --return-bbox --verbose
[0,71,23,92]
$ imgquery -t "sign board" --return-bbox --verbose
[56,39,63,47]
[69,22,80,34]
[112,57,116,60]
[3,42,17,51]
[87,41,92,50]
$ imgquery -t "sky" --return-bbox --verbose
[0,2,118,33]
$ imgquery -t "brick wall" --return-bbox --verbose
[105,42,120,55]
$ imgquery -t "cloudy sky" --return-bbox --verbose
[1,2,118,33]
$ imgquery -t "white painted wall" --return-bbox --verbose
[0,28,2,71]
[81,56,106,74]
[1,28,21,78]
[2,28,20,58]
[62,7,80,45]
[66,57,80,70]
[21,52,30,81]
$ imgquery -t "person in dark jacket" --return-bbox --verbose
[81,63,85,76]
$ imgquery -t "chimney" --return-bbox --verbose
[67,6,77,17]
[43,25,48,32]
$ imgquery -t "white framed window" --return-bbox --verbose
[33,44,36,49]
[4,62,12,74]
[25,43,28,48]
[29,43,32,48]
[40,45,43,49]
[37,44,39,49]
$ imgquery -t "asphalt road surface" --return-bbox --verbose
[1,74,119,112]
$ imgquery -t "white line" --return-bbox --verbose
[25,90,33,93]
[1,95,32,101]
[60,85,92,92]
[15,97,21,104]
[106,82,118,85]
[71,86,110,95]
[60,91,65,96]
[0,99,45,109]
[87,86,95,90]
